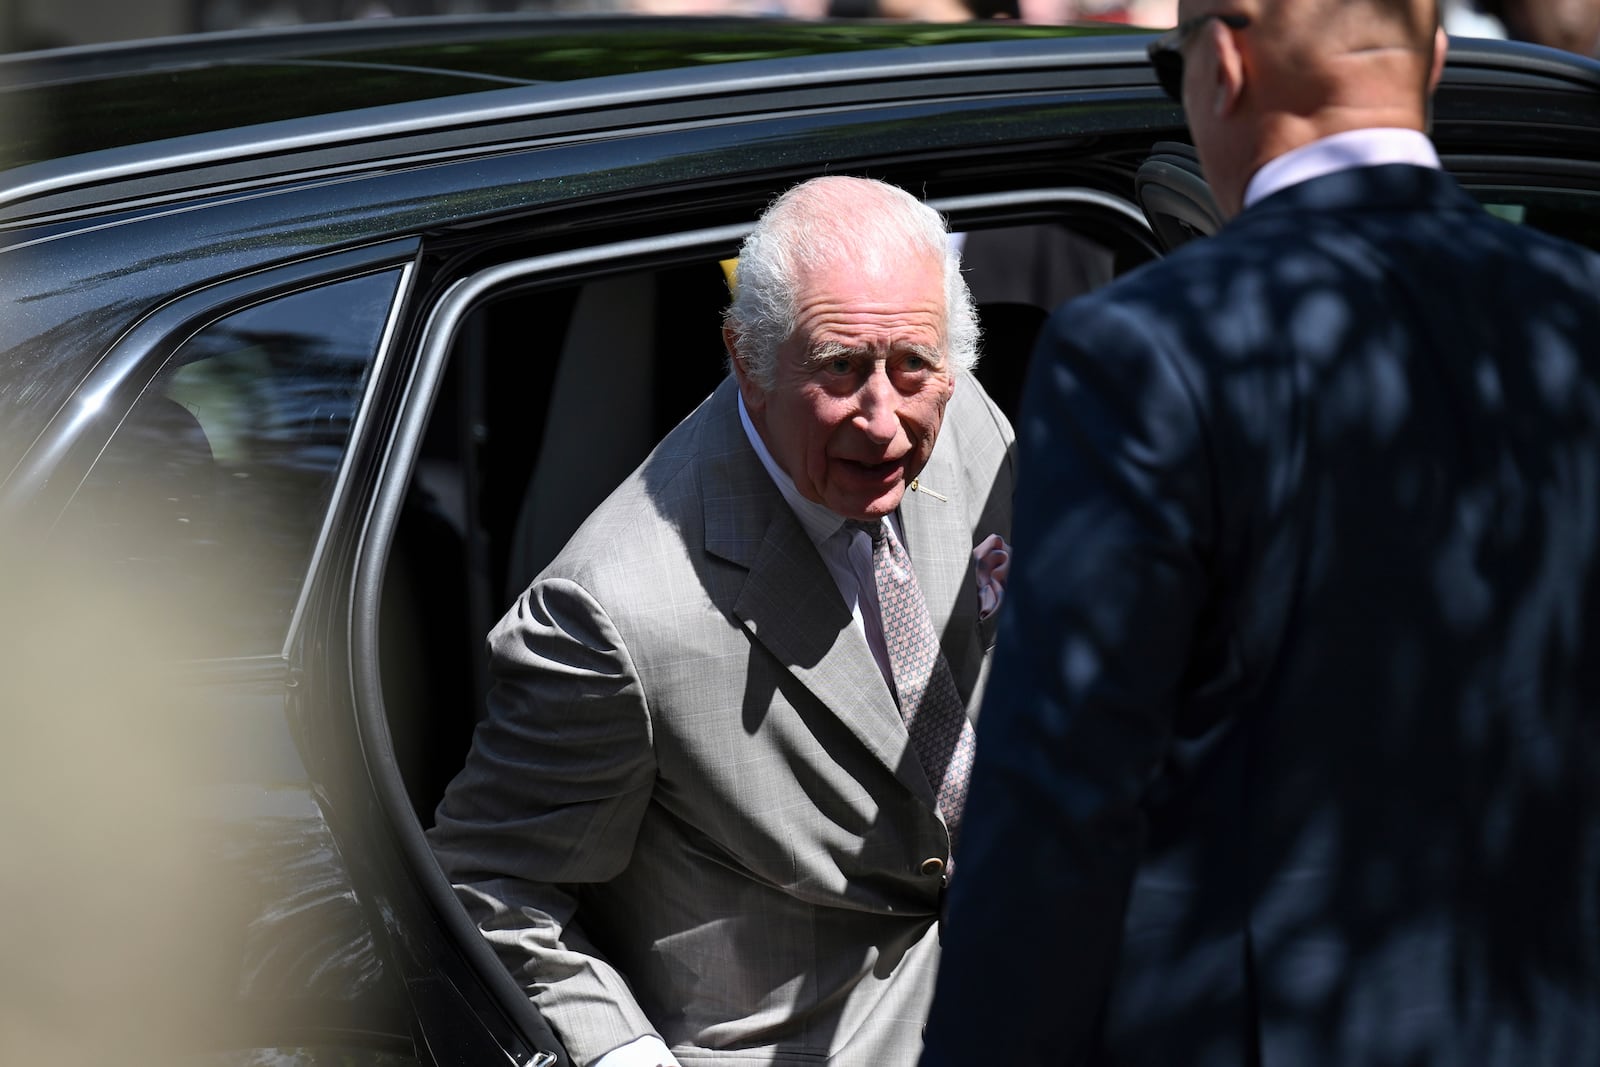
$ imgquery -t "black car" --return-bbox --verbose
[1,16,1597,1066]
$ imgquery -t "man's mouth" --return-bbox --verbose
[839,457,905,481]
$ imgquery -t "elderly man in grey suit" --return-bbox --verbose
[428,176,1015,1067]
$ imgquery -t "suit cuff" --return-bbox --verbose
[592,1034,680,1067]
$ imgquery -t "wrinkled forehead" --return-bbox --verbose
[802,213,946,277]
[792,245,945,308]
[787,252,948,348]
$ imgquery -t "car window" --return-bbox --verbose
[1478,190,1600,252]
[57,271,401,659]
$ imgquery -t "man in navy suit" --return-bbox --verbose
[921,2,1600,1065]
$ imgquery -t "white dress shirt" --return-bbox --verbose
[1243,127,1442,210]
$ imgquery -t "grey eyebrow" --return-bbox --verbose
[803,341,857,368]
[802,341,946,369]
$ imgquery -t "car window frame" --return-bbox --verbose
[2,239,418,663]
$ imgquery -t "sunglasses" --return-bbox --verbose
[1147,12,1252,103]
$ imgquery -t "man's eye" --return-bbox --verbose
[826,358,854,375]
[903,355,927,371]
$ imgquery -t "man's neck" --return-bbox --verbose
[1242,127,1441,210]
[1236,78,1432,203]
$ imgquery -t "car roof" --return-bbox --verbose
[6,17,1598,232]
[0,14,1596,517]
[0,16,1165,228]
[0,15,1130,171]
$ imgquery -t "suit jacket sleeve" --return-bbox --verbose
[922,293,1215,1063]
[428,574,661,1066]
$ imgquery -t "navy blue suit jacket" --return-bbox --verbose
[924,164,1600,1066]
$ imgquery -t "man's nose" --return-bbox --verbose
[854,365,900,443]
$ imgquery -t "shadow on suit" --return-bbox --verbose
[931,163,1600,1066]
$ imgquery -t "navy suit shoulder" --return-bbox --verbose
[927,163,1600,1067]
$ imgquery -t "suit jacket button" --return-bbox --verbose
[920,857,946,878]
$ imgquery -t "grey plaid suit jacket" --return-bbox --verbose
[428,372,1015,1066]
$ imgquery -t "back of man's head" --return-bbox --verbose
[1253,0,1440,100]
[1187,0,1446,215]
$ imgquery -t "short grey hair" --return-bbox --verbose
[724,176,980,391]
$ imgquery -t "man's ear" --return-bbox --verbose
[724,325,766,413]
[1209,16,1248,118]
[1427,25,1449,94]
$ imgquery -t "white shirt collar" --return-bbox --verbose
[1243,128,1442,210]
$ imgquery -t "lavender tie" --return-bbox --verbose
[855,519,977,853]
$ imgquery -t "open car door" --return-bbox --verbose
[1135,141,1225,253]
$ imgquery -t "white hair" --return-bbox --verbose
[724,176,979,391]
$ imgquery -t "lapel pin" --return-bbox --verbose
[909,478,948,502]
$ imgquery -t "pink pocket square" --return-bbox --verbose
[973,533,1011,621]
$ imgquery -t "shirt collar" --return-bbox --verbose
[737,390,855,548]
[1243,128,1442,210]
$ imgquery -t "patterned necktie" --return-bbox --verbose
[854,518,977,853]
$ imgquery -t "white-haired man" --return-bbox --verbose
[429,176,1015,1067]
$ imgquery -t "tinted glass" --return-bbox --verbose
[1479,190,1600,251]
[57,271,400,658]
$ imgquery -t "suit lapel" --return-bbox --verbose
[698,379,932,802]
